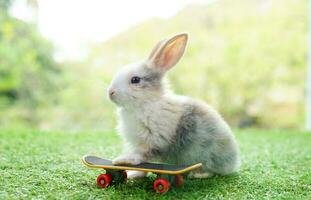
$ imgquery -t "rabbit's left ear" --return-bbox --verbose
[147,33,188,72]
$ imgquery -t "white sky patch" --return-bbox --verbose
[11,0,214,61]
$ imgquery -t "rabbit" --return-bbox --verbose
[107,33,241,179]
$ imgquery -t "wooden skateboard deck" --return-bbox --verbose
[82,155,202,175]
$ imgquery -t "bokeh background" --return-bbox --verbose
[0,0,307,131]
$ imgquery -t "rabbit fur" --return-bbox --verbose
[107,33,241,178]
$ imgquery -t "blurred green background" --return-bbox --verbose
[0,0,307,131]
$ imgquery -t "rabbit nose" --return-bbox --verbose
[108,89,115,97]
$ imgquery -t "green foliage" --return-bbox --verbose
[0,0,12,11]
[0,8,60,127]
[81,0,306,129]
[0,129,310,199]
[0,0,307,130]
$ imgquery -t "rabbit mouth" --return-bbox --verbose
[109,95,118,104]
[108,94,125,106]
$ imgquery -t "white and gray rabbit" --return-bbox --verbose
[107,33,241,179]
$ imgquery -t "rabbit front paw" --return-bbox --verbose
[112,154,144,165]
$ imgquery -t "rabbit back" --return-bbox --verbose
[163,99,241,175]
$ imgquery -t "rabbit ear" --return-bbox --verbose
[148,39,165,61]
[147,33,188,71]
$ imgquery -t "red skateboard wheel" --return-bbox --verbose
[96,174,112,188]
[153,178,170,193]
[174,174,184,187]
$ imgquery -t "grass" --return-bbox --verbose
[0,129,310,200]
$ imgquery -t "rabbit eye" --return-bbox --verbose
[131,76,141,84]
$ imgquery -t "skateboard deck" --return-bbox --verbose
[82,155,202,175]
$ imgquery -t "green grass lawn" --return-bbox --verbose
[0,129,310,199]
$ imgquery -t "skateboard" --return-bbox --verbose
[82,155,203,193]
